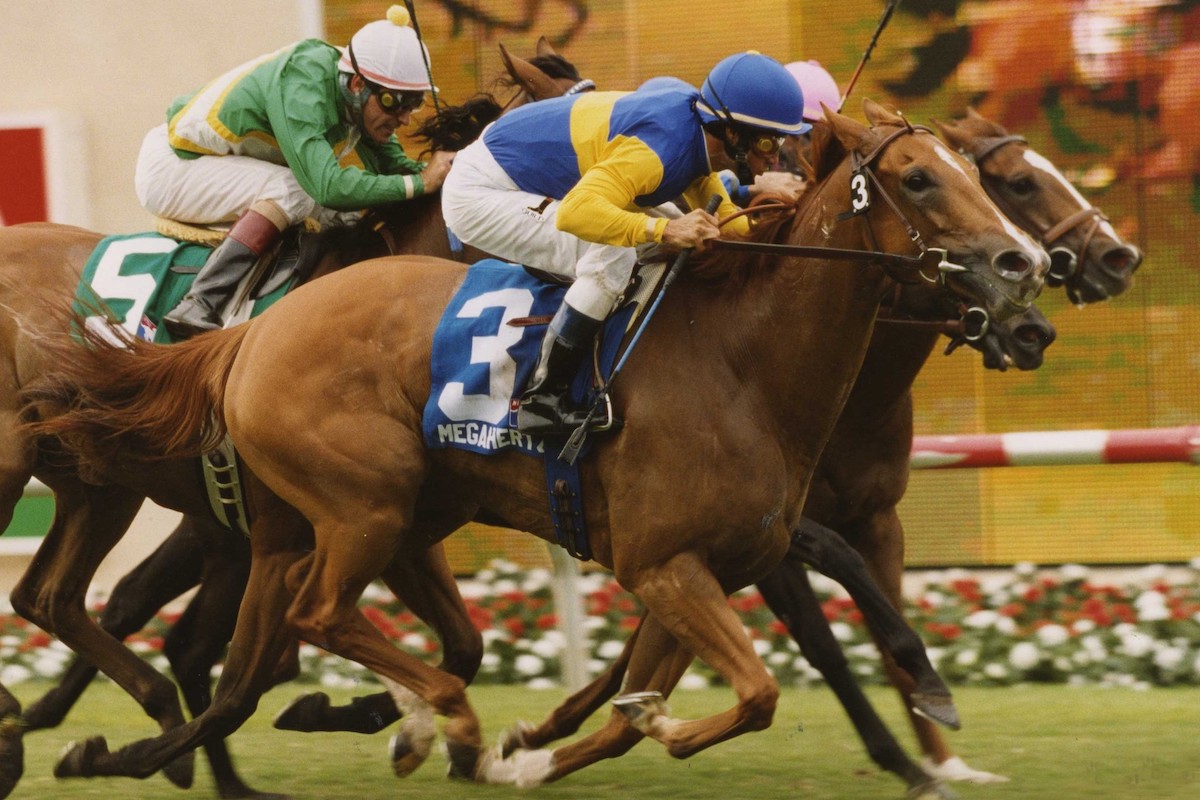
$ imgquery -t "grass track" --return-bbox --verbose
[5,681,1199,799]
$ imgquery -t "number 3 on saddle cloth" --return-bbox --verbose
[422,259,640,561]
[73,232,298,345]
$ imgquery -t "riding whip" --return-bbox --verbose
[559,194,723,464]
[403,0,444,117]
[838,0,903,111]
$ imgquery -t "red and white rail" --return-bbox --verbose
[910,425,1200,469]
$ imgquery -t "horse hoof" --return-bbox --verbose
[612,691,668,733]
[53,736,109,779]
[498,720,535,758]
[921,755,1009,785]
[161,750,195,789]
[910,692,961,731]
[0,717,25,799]
[389,729,432,778]
[443,739,480,781]
[272,692,331,731]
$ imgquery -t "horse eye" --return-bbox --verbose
[1009,177,1036,195]
[903,172,931,192]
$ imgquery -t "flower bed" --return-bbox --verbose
[3,559,1199,690]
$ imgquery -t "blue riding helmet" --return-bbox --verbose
[698,52,809,136]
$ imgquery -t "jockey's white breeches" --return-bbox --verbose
[134,124,358,229]
[441,137,636,321]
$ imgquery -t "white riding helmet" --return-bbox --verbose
[337,5,435,92]
[785,60,841,123]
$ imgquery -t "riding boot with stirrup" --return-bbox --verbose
[516,303,602,435]
[163,206,283,339]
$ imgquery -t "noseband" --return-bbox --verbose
[966,134,1108,288]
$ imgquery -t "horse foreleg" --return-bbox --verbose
[790,516,958,730]
[479,612,688,786]
[853,509,1008,784]
[11,481,196,788]
[501,615,640,754]
[756,555,947,797]
[23,516,208,731]
[618,551,779,759]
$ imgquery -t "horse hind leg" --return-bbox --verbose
[0,682,23,799]
[11,481,196,789]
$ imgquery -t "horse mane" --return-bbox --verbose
[412,95,504,154]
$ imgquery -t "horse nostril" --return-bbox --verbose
[993,249,1033,277]
[1102,244,1142,275]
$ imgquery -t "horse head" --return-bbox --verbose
[809,99,1049,325]
[935,108,1142,304]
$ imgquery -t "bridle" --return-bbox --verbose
[966,134,1109,289]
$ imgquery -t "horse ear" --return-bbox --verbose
[933,118,968,150]
[499,41,565,100]
[862,98,905,127]
[966,107,984,121]
[536,36,557,57]
[823,104,870,151]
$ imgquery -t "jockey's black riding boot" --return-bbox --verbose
[517,304,602,435]
[163,205,283,339]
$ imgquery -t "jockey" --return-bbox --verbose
[442,51,807,435]
[136,5,454,338]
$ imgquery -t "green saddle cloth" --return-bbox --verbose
[74,232,290,344]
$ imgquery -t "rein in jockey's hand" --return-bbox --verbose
[421,150,456,193]
[751,171,807,203]
[661,207,722,252]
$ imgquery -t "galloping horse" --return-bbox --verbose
[0,39,581,800]
[496,105,1142,789]
[24,103,1046,785]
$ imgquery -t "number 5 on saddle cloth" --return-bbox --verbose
[422,258,646,560]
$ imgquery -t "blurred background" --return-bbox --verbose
[1,0,1197,583]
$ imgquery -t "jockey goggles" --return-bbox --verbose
[348,43,426,115]
[749,132,786,157]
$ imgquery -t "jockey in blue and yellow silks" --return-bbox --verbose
[442,51,808,435]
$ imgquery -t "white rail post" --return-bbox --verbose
[547,543,589,691]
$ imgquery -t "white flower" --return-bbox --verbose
[481,629,507,647]
[995,617,1018,636]
[1014,562,1038,577]
[586,659,607,674]
[400,632,429,651]
[521,569,552,593]
[1153,645,1185,671]
[530,638,561,659]
[848,643,880,660]
[1071,619,1096,635]
[1009,642,1041,670]
[1134,590,1170,622]
[925,646,945,667]
[1192,652,1200,677]
[480,653,501,671]
[964,610,999,629]
[1118,631,1154,659]
[491,578,519,595]
[1053,657,1072,672]
[984,663,1008,680]
[596,640,625,660]
[830,622,854,643]
[955,649,979,667]
[767,651,789,666]
[679,672,709,690]
[752,638,772,656]
[1135,564,1167,583]
[1036,624,1070,648]
[526,677,557,690]
[1188,556,1200,572]
[0,664,32,685]
[514,654,545,676]
[1081,635,1107,659]
[921,591,946,608]
[1059,563,1090,582]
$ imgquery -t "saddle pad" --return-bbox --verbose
[422,259,633,456]
[74,233,291,344]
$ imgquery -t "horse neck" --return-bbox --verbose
[679,159,893,451]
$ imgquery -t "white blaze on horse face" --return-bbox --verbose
[1022,149,1122,241]
[934,144,1042,256]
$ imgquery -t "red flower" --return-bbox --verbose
[504,617,525,636]
[951,579,982,602]
[535,613,558,630]
[619,616,640,631]
[768,620,789,636]
[999,602,1025,617]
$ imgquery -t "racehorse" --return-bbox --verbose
[21,102,1047,786]
[0,39,579,800]
[494,105,1141,789]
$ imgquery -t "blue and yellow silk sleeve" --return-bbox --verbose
[680,173,750,236]
[556,136,671,247]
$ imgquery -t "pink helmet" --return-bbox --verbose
[784,60,841,123]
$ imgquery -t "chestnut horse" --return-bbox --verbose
[23,103,1047,786]
[0,39,579,800]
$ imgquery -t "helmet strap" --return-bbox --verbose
[338,72,370,134]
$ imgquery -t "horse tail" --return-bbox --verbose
[22,322,251,470]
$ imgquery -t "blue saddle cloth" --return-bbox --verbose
[422,258,631,456]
